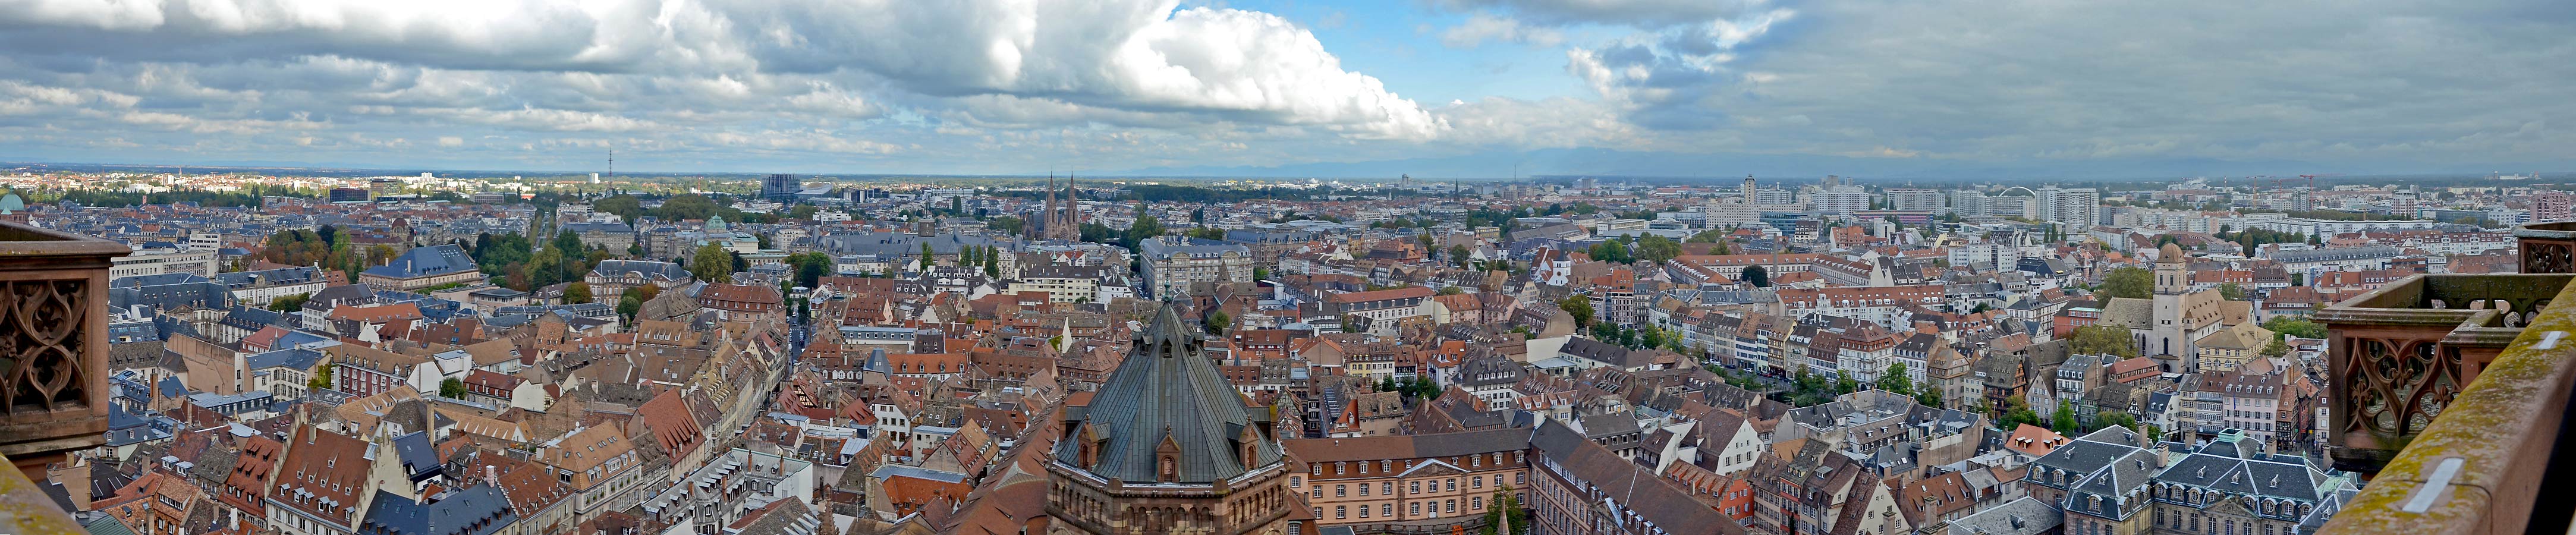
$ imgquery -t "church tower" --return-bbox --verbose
[2150,243,2188,361]
[1051,175,1080,241]
[1031,178,1058,241]
[1047,304,1303,534]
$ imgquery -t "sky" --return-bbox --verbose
[0,0,2570,179]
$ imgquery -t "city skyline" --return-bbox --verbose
[0,0,2569,178]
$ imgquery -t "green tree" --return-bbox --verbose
[788,204,820,221]
[439,377,468,398]
[1586,240,1633,263]
[786,252,835,288]
[2260,338,2292,358]
[1876,363,1914,395]
[1125,213,1165,250]
[2096,411,2138,433]
[1740,265,1770,288]
[690,244,735,282]
[526,247,565,289]
[1996,397,2043,429]
[1633,235,1681,264]
[593,194,645,221]
[986,216,1026,234]
[2263,316,2327,339]
[469,232,537,276]
[655,194,719,221]
[1412,377,1444,399]
[1685,229,1728,243]
[309,363,335,390]
[920,242,937,270]
[2098,266,2154,300]
[268,292,312,313]
[1184,226,1226,241]
[2052,401,2080,432]
[1637,325,1666,351]
[2069,324,2139,358]
[1207,311,1230,335]
[2219,282,2247,301]
[1451,244,1472,268]
[552,229,584,254]
[1916,389,1943,409]
[1835,376,1860,395]
[618,292,644,322]
[564,282,593,304]
[1556,296,1594,329]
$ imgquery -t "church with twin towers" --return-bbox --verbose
[1029,176,1083,242]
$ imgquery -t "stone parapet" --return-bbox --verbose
[2317,276,2576,534]
[2316,273,2568,474]
[0,222,126,482]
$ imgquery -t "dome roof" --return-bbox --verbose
[2159,243,2185,263]
[0,193,22,212]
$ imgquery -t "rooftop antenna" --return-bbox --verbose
[606,148,614,181]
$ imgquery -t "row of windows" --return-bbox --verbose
[1325,498,1487,520]
[2152,509,2282,535]
[1316,452,1527,476]
[1316,473,1527,498]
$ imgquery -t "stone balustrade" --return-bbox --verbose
[0,221,125,483]
[2317,253,2576,533]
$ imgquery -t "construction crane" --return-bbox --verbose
[2241,175,2272,205]
[2298,174,2342,191]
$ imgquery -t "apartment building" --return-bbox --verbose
[1285,429,1534,529]
[1138,236,1253,299]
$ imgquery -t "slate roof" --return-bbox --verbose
[2154,433,2339,506]
[357,484,517,535]
[213,266,327,288]
[363,244,476,279]
[244,348,326,372]
[392,431,441,481]
[590,260,687,281]
[1946,496,2061,535]
[1558,336,1651,369]
[2269,246,2398,263]
[1529,419,1742,534]
[1053,304,1282,483]
[84,517,140,535]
